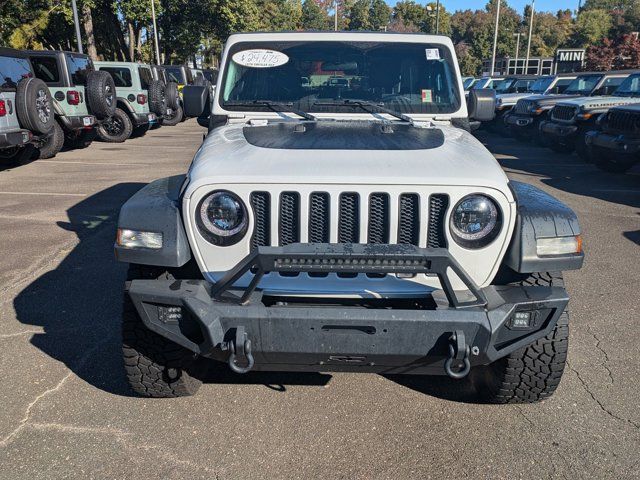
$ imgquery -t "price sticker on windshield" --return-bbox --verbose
[232,49,289,68]
[425,48,440,60]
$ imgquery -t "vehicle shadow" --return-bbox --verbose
[13,183,330,397]
[475,130,640,210]
[385,374,481,403]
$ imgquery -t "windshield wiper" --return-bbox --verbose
[312,99,414,123]
[225,100,316,121]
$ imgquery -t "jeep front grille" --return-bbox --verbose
[250,191,449,250]
[551,105,576,122]
[515,100,534,115]
[607,110,639,133]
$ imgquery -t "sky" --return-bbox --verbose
[391,0,581,15]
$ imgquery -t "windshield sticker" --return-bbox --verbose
[421,89,433,103]
[232,49,289,68]
[425,48,440,60]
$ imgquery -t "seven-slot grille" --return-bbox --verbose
[249,191,449,250]
[551,105,576,122]
[515,100,535,115]
[607,109,640,133]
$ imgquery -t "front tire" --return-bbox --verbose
[472,272,569,404]
[35,120,64,159]
[96,108,132,143]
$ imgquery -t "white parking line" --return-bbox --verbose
[38,160,150,166]
[0,191,86,197]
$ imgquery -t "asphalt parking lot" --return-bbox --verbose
[0,120,638,479]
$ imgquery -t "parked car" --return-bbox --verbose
[150,65,180,126]
[202,68,218,85]
[585,103,640,173]
[490,74,577,134]
[540,72,640,159]
[94,61,159,142]
[504,70,632,143]
[162,64,195,123]
[25,50,115,158]
[116,32,583,403]
[0,47,54,165]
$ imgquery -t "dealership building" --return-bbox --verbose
[482,49,586,76]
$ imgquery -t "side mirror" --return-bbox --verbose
[183,85,209,117]
[467,88,496,122]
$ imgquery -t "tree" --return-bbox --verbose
[586,34,640,70]
[572,8,613,47]
[347,0,371,30]
[302,0,328,30]
[422,2,451,35]
[369,0,391,31]
[392,0,426,31]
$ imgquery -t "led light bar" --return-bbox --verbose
[117,228,163,249]
[536,235,582,256]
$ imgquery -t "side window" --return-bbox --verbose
[99,67,132,87]
[138,67,153,90]
[30,56,60,84]
[602,76,625,88]
[0,56,33,91]
[65,54,93,86]
[555,79,573,93]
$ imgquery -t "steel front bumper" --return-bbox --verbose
[585,130,640,155]
[0,129,31,148]
[126,244,570,376]
[540,120,578,141]
[505,113,534,128]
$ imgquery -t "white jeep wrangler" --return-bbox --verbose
[116,32,584,402]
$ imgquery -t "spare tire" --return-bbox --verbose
[148,80,166,116]
[165,82,179,110]
[86,70,117,120]
[16,77,54,135]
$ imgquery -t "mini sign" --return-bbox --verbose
[232,49,289,68]
[556,49,585,63]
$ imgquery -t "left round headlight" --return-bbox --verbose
[196,190,248,246]
[450,194,501,248]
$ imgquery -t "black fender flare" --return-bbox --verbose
[116,97,136,116]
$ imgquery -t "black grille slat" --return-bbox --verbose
[398,194,420,245]
[608,110,638,133]
[308,192,330,243]
[338,193,360,243]
[515,100,533,115]
[551,105,576,122]
[250,192,270,249]
[279,192,300,246]
[367,193,389,243]
[427,194,449,248]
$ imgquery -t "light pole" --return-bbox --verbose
[150,0,161,64]
[513,32,521,74]
[490,0,501,76]
[435,0,440,34]
[525,0,535,75]
[70,0,83,53]
[334,0,338,31]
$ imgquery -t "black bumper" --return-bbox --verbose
[585,130,640,155]
[540,120,578,141]
[131,112,157,127]
[58,114,95,131]
[126,244,569,376]
[0,129,31,148]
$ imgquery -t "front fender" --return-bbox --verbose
[115,175,192,267]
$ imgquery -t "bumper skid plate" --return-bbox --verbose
[127,244,569,377]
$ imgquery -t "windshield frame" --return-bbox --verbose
[564,74,604,95]
[214,35,466,119]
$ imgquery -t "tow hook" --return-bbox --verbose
[225,326,254,374]
[444,330,471,379]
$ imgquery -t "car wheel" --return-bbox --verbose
[96,108,132,143]
[86,70,117,120]
[35,120,64,159]
[162,104,183,126]
[592,146,637,173]
[15,77,55,135]
[472,272,569,403]
[64,129,97,149]
[130,123,150,138]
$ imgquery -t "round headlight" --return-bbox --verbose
[450,194,501,248]
[196,191,248,246]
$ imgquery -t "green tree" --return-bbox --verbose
[302,0,328,30]
[347,0,371,30]
[392,0,426,31]
[369,0,391,30]
[422,2,451,35]
[572,8,613,46]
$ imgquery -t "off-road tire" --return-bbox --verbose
[472,272,569,404]
[162,104,183,126]
[591,146,636,173]
[86,70,117,120]
[122,264,205,398]
[16,77,54,134]
[165,82,179,110]
[96,108,132,143]
[148,80,166,117]
[64,129,97,149]
[0,144,35,167]
[35,120,64,159]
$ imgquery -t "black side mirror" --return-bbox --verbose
[467,88,496,122]
[183,85,209,117]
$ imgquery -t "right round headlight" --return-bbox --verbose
[450,194,502,248]
[196,190,248,246]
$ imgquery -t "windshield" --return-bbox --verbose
[495,78,517,93]
[463,77,476,89]
[165,67,185,84]
[564,75,603,95]
[614,74,640,97]
[529,77,553,93]
[220,41,461,115]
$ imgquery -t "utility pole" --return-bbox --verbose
[70,0,83,53]
[334,0,338,31]
[490,0,501,76]
[513,32,521,74]
[150,0,161,64]
[435,0,440,34]
[525,0,535,75]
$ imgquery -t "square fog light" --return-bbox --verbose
[117,228,163,249]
